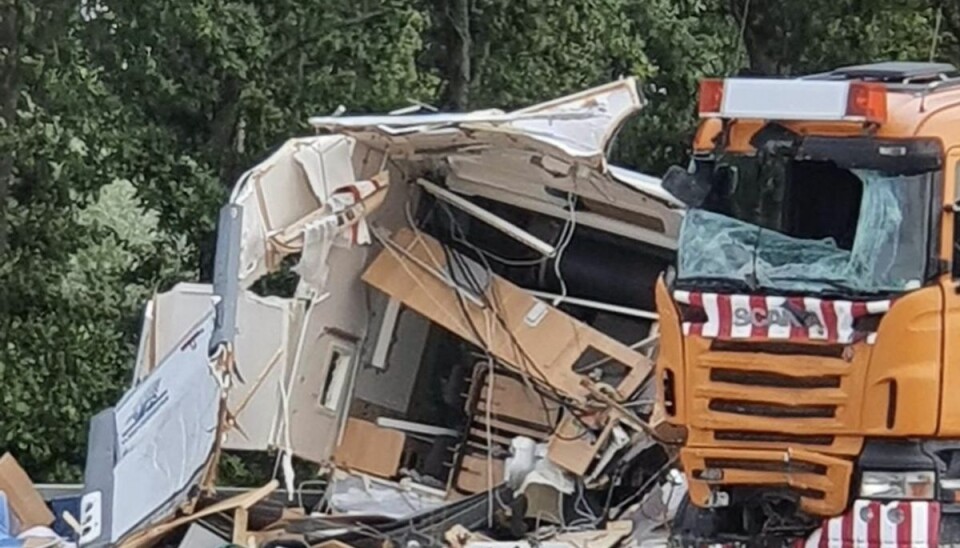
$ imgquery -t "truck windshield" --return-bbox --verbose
[676,154,937,297]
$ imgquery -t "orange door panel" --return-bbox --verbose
[938,149,960,435]
[862,287,941,435]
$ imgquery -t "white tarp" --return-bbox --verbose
[111,310,221,542]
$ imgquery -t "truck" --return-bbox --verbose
[658,61,960,546]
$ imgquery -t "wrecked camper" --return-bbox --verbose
[78,78,685,547]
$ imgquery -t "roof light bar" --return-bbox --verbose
[846,82,887,124]
[698,78,888,124]
[698,79,724,117]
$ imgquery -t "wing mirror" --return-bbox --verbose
[662,165,710,208]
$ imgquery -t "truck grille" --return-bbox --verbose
[688,343,863,435]
[682,447,853,516]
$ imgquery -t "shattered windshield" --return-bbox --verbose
[677,153,937,296]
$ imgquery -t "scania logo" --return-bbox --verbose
[733,306,823,329]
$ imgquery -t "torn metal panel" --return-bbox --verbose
[209,135,394,463]
[309,79,642,159]
[229,136,389,289]
[135,275,367,463]
[307,78,681,250]
[609,165,684,208]
[444,158,679,250]
[226,290,295,452]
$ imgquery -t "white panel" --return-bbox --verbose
[255,141,322,230]
[701,293,720,337]
[293,136,356,202]
[133,283,216,383]
[721,79,850,121]
[223,291,292,451]
[371,297,402,370]
[310,79,642,159]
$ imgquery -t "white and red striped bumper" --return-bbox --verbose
[673,290,892,345]
[798,500,941,547]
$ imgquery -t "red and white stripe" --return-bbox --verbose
[673,291,891,345]
[797,500,940,548]
[329,177,385,245]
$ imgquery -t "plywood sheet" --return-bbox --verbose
[0,453,54,528]
[455,454,504,495]
[332,418,405,478]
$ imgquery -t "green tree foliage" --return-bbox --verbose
[0,0,956,481]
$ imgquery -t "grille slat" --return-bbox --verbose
[709,368,841,389]
[713,430,836,446]
[710,340,846,358]
[709,399,836,419]
[702,458,828,475]
[724,484,827,501]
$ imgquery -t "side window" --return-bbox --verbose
[318,338,354,412]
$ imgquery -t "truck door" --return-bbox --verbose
[939,148,960,435]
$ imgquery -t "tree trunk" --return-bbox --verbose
[445,0,471,110]
[206,76,242,186]
[728,0,781,76]
[0,0,18,258]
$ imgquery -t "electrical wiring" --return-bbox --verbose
[484,355,497,526]
[550,191,578,307]
[609,453,680,519]
[420,200,552,394]
[370,228,473,336]
[397,194,596,479]
[434,204,595,441]
[400,196,669,536]
[431,236,509,522]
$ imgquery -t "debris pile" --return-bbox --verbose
[18,79,692,548]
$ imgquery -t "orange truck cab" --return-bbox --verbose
[656,62,960,547]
